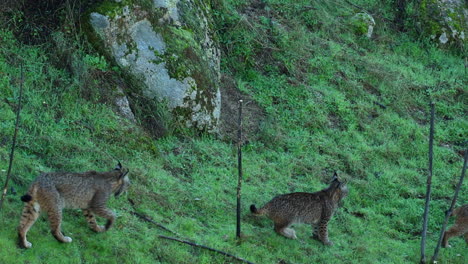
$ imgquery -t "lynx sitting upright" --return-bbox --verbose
[18,163,130,249]
[250,172,348,245]
[442,204,468,248]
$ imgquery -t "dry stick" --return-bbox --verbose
[130,211,179,236]
[131,204,255,263]
[126,197,180,235]
[0,64,24,211]
[431,150,467,263]
[159,235,255,264]
[420,102,435,264]
[236,99,243,239]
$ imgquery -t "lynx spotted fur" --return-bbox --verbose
[442,204,468,248]
[250,172,348,245]
[18,163,130,248]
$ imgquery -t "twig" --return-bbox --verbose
[431,150,467,263]
[0,63,24,211]
[236,99,243,238]
[373,101,387,109]
[127,198,179,235]
[159,235,255,264]
[130,211,179,236]
[420,102,435,264]
[343,0,364,11]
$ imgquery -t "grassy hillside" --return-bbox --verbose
[0,0,467,263]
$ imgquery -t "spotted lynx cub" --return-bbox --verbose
[250,172,348,245]
[442,204,468,248]
[18,163,130,248]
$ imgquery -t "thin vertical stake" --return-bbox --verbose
[0,63,24,211]
[431,150,467,263]
[236,99,243,239]
[420,102,435,264]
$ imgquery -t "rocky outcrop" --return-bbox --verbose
[421,0,467,45]
[115,87,136,122]
[88,0,221,132]
[350,12,375,38]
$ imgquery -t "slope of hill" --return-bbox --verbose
[0,1,466,263]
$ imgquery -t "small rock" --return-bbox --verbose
[350,13,376,38]
[439,32,449,44]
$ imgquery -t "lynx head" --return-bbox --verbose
[328,171,348,203]
[113,162,130,197]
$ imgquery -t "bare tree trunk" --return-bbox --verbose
[420,102,435,264]
[394,0,408,31]
[236,99,243,238]
[0,64,24,211]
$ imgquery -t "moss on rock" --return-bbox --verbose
[86,0,221,133]
[420,0,467,46]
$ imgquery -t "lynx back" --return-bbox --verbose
[18,163,130,248]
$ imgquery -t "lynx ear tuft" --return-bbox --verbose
[331,171,338,181]
[115,161,122,170]
[250,204,257,213]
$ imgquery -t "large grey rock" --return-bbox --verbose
[89,1,220,132]
[423,0,467,45]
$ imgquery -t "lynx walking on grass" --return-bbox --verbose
[250,172,348,245]
[442,204,468,248]
[18,163,130,249]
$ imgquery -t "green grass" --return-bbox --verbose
[1,0,467,263]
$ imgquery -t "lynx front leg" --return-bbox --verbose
[89,192,116,231]
[317,219,333,246]
[83,209,105,232]
[311,225,320,240]
[91,207,116,231]
[18,202,41,248]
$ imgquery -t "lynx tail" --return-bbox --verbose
[20,194,32,202]
[250,204,265,215]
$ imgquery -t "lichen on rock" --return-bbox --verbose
[88,0,221,133]
[421,0,467,45]
[350,12,376,38]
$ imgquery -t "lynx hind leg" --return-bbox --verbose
[274,221,297,239]
[46,205,72,244]
[317,219,333,246]
[90,207,116,231]
[18,202,41,248]
[284,227,297,239]
[83,209,105,232]
[442,225,466,248]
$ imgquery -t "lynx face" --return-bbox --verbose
[18,163,130,249]
[442,204,468,248]
[250,172,348,245]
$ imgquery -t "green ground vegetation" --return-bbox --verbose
[0,0,466,263]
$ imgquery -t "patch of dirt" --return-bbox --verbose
[218,74,265,143]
